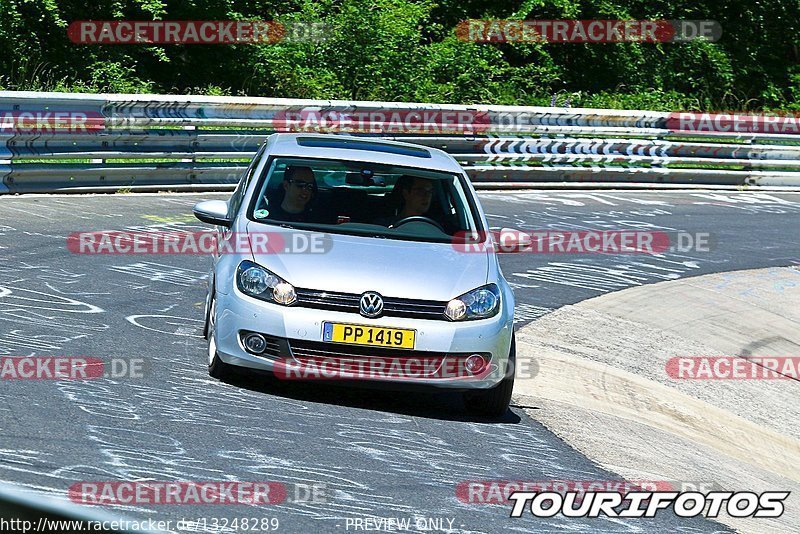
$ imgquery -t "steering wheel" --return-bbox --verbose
[389,216,446,233]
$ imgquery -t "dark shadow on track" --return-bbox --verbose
[218,368,522,424]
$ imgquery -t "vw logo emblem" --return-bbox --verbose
[359,292,384,318]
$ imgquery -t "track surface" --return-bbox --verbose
[2,190,799,533]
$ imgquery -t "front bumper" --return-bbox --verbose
[214,288,514,390]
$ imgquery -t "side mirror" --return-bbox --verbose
[495,228,532,253]
[193,200,232,227]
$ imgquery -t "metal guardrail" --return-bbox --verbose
[2,91,800,194]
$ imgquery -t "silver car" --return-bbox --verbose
[194,133,516,416]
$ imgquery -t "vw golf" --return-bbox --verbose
[194,133,516,416]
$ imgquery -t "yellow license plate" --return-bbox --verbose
[323,322,415,349]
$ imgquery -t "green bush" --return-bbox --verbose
[0,0,797,110]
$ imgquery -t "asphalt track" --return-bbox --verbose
[1,190,800,533]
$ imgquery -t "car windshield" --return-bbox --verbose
[247,156,482,242]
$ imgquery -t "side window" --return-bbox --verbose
[228,143,266,218]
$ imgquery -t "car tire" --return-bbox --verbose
[209,352,232,380]
[202,281,213,340]
[206,293,233,380]
[463,333,515,417]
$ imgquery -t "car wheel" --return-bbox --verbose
[463,333,515,417]
[207,293,232,380]
[202,283,213,340]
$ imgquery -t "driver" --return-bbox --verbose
[375,176,435,227]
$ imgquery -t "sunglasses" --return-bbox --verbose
[287,179,315,191]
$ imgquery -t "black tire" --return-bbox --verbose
[206,293,233,380]
[463,334,515,417]
[209,351,232,380]
[202,285,213,340]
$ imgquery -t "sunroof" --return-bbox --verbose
[296,137,432,158]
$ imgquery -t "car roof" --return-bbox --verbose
[266,133,464,174]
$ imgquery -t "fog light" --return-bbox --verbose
[243,333,267,354]
[464,354,488,375]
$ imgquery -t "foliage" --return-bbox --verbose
[0,0,798,110]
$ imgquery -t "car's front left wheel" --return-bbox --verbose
[463,333,515,417]
[206,293,233,380]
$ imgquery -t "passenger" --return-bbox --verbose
[268,166,317,223]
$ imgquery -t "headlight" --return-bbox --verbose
[236,260,296,305]
[445,284,501,321]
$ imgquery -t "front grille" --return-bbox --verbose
[294,289,448,320]
[260,336,283,358]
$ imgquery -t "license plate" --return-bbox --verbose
[323,322,415,349]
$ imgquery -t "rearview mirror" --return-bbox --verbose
[193,200,231,227]
[345,169,383,186]
[345,172,365,185]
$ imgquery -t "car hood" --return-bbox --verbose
[246,222,489,301]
